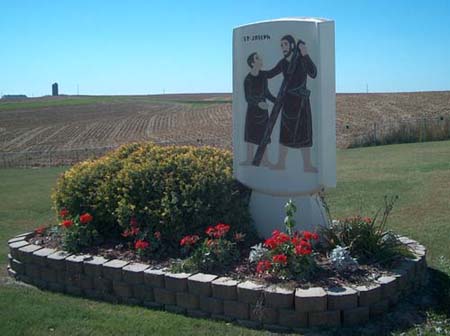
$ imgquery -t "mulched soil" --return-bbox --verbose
[30,231,399,289]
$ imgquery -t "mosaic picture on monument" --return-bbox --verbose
[242,34,318,173]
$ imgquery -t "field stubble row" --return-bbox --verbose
[1,92,450,166]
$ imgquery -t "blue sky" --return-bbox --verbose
[1,0,449,96]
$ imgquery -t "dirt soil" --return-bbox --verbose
[30,230,401,290]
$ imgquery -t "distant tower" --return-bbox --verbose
[52,83,59,96]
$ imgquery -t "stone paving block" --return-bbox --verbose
[84,256,109,278]
[15,231,34,238]
[66,273,81,288]
[188,273,217,297]
[125,298,141,306]
[199,296,224,315]
[47,251,72,270]
[388,292,400,307]
[237,319,261,329]
[187,309,210,319]
[10,259,25,274]
[369,299,389,317]
[165,272,191,292]
[8,239,29,252]
[249,305,277,324]
[95,277,113,294]
[56,269,68,285]
[327,286,358,310]
[34,278,48,289]
[391,267,409,292]
[212,277,239,300]
[263,324,291,333]
[80,274,94,290]
[165,304,186,315]
[223,300,249,320]
[376,276,398,299]
[8,236,27,244]
[84,288,102,300]
[144,268,166,288]
[66,285,83,296]
[103,259,129,281]
[343,306,370,326]
[41,267,58,283]
[32,248,56,266]
[154,288,176,305]
[295,287,327,312]
[7,266,17,279]
[264,285,294,309]
[309,310,341,328]
[176,292,200,310]
[25,263,41,279]
[237,280,265,304]
[122,263,149,284]
[102,293,119,303]
[354,284,381,307]
[143,301,163,310]
[65,254,90,275]
[133,284,154,301]
[113,280,132,298]
[17,244,43,262]
[278,309,308,328]
[48,282,65,293]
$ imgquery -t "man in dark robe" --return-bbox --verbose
[241,52,276,167]
[265,35,318,172]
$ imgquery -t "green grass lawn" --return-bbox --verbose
[1,141,449,335]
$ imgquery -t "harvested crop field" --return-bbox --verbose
[0,91,449,166]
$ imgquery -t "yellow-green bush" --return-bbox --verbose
[52,143,254,248]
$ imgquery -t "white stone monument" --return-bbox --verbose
[232,18,336,237]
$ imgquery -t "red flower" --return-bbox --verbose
[154,231,161,240]
[180,235,200,247]
[34,225,46,235]
[135,240,149,250]
[206,223,230,239]
[272,254,288,265]
[79,213,93,224]
[121,226,140,238]
[215,223,230,238]
[302,231,319,241]
[130,217,138,228]
[59,208,69,218]
[61,219,74,228]
[264,230,290,249]
[295,244,312,255]
[256,260,272,273]
[205,226,215,236]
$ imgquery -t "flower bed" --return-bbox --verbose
[7,231,427,331]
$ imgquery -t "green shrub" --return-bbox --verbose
[52,143,255,251]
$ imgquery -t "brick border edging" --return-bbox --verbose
[7,233,427,330]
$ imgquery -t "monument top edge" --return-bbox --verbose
[234,17,333,29]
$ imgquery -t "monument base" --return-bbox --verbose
[249,191,330,238]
